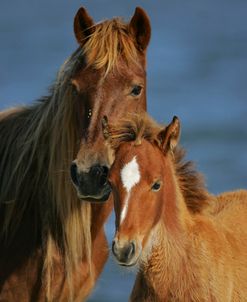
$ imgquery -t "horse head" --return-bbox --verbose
[70,7,151,202]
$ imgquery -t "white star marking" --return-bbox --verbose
[120,156,140,223]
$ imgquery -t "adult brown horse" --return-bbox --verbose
[0,7,151,301]
[104,114,247,301]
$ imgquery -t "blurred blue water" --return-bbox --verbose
[0,1,247,301]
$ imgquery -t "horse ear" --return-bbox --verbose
[74,7,94,45]
[129,7,151,51]
[158,116,180,153]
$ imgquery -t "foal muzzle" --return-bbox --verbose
[70,163,111,202]
[112,239,139,266]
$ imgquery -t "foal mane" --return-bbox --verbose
[83,18,140,74]
[107,113,209,213]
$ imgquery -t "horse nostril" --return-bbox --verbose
[70,163,79,186]
[100,166,109,185]
[102,166,109,176]
[90,165,101,176]
[90,165,109,186]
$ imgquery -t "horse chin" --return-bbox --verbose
[77,186,111,203]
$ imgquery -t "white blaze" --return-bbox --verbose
[120,156,140,223]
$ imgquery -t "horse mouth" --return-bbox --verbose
[77,184,111,203]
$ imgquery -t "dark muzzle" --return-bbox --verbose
[70,163,111,202]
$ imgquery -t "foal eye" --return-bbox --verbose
[131,85,143,97]
[151,181,161,192]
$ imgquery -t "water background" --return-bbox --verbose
[0,1,247,301]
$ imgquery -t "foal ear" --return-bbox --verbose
[158,116,180,153]
[74,7,95,45]
[129,7,151,51]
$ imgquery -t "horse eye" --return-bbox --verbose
[151,181,161,192]
[131,85,142,97]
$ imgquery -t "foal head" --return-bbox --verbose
[70,7,151,202]
[104,114,180,266]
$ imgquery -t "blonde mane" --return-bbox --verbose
[83,18,139,74]
[0,48,92,300]
[0,13,147,300]
[106,113,209,213]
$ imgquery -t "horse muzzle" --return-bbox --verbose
[70,163,111,202]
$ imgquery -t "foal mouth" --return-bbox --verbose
[117,257,140,267]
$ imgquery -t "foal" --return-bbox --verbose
[104,114,247,301]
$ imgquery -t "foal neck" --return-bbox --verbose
[136,222,187,300]
[138,163,196,300]
[162,155,193,234]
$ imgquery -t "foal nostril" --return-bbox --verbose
[112,240,136,263]
[70,162,79,186]
[112,240,117,257]
[126,242,135,260]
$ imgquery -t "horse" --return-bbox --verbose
[0,7,151,301]
[103,113,247,301]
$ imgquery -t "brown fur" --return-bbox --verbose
[0,7,151,301]
[106,113,209,213]
[107,113,247,301]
